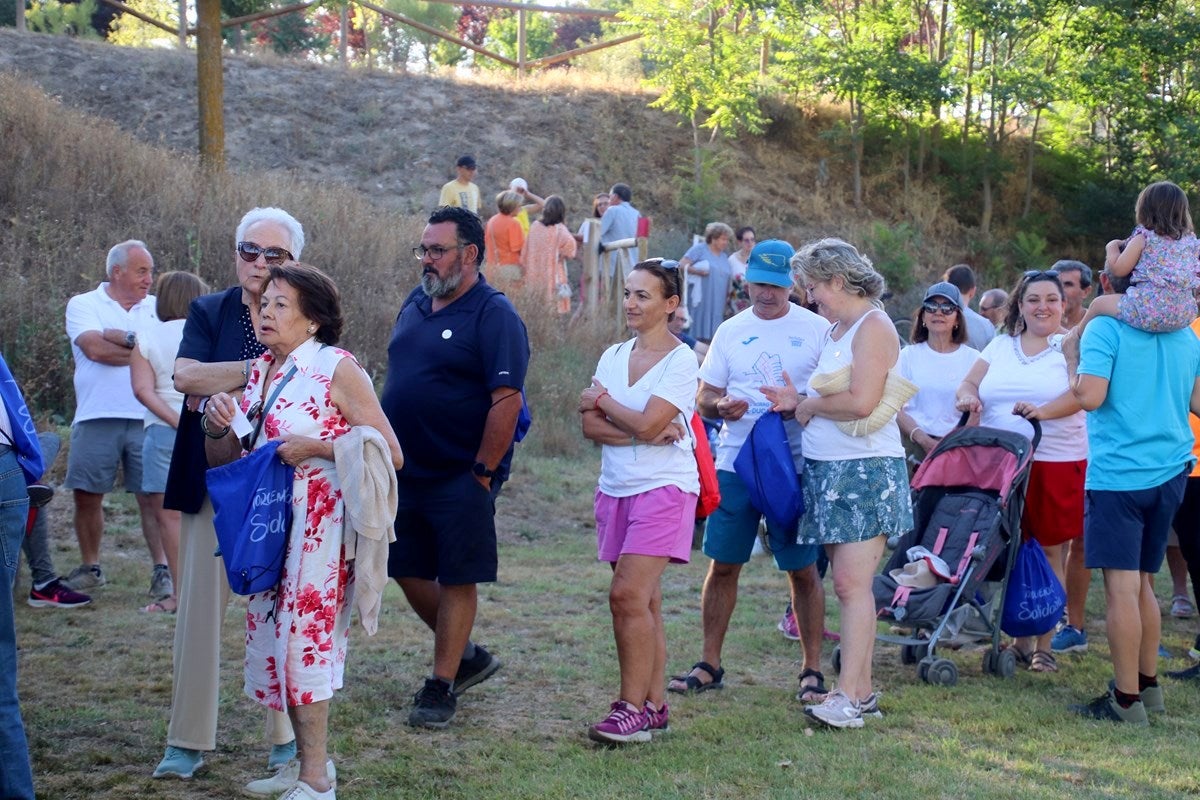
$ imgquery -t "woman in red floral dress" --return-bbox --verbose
[204,263,402,800]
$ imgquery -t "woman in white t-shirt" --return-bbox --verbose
[129,271,208,613]
[897,281,981,467]
[955,270,1086,674]
[579,259,699,745]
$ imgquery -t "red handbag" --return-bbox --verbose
[690,411,720,519]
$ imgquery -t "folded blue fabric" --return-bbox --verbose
[733,411,804,550]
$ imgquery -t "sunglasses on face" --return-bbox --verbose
[922,300,958,315]
[237,242,293,265]
[1022,269,1060,281]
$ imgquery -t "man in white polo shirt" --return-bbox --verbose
[62,240,165,596]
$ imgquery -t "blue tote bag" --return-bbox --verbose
[206,440,294,596]
[1000,539,1066,637]
[733,411,804,551]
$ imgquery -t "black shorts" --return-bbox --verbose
[387,471,501,585]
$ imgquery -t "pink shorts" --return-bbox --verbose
[595,485,697,565]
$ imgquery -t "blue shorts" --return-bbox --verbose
[387,471,501,585]
[703,470,819,571]
[141,424,176,494]
[1084,468,1188,572]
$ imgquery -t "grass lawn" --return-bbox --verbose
[15,451,1200,799]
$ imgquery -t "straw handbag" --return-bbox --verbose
[809,365,919,437]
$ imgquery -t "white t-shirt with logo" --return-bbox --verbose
[699,304,830,472]
[65,283,158,424]
[595,340,700,498]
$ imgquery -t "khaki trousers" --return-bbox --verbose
[166,499,294,751]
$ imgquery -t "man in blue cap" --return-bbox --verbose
[666,240,833,703]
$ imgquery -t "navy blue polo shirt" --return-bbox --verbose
[381,276,530,481]
[163,286,266,513]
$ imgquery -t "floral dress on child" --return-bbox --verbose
[1118,225,1200,332]
[241,337,355,711]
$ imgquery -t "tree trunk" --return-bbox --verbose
[962,28,975,145]
[339,3,349,66]
[197,0,224,169]
[1022,107,1042,219]
[851,99,864,210]
[903,119,912,196]
[177,0,186,47]
[16,0,25,31]
[980,164,992,236]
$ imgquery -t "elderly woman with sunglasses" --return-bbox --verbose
[155,207,304,783]
[203,262,403,799]
[955,269,1086,674]
[896,281,981,467]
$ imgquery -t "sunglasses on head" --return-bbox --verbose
[237,241,293,265]
[1022,269,1059,281]
[642,258,680,271]
[922,300,958,315]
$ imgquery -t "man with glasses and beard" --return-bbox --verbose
[383,205,530,729]
[153,208,300,784]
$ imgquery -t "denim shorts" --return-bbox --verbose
[703,470,819,570]
[1085,468,1188,572]
[141,424,177,494]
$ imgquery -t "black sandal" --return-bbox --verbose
[796,667,827,703]
[667,661,725,694]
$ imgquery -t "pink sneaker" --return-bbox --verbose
[587,700,650,744]
[644,701,669,735]
[777,604,800,640]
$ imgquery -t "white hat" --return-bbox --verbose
[509,177,528,191]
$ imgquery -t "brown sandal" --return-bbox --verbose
[1029,650,1058,673]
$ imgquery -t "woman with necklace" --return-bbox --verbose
[203,262,402,800]
[579,259,699,744]
[762,238,912,729]
[956,269,1086,675]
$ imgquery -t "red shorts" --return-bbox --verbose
[1021,459,1087,548]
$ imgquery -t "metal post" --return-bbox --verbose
[15,0,25,31]
[177,0,187,46]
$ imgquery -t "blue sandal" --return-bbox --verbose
[668,661,725,694]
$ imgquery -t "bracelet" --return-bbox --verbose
[594,391,609,411]
[909,427,922,443]
[242,360,251,384]
[200,415,230,439]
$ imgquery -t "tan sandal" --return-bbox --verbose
[1029,650,1058,673]
[140,597,177,614]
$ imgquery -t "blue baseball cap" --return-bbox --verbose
[744,240,795,288]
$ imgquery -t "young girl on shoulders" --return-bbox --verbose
[1074,180,1200,336]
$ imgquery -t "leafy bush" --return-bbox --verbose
[863,221,919,294]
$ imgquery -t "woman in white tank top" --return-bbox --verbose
[762,238,912,729]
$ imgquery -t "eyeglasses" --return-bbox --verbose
[413,244,463,261]
[237,242,293,265]
[1022,269,1060,281]
[922,300,958,315]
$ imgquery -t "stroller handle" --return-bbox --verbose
[956,411,1042,452]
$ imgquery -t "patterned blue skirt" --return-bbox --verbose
[798,456,913,545]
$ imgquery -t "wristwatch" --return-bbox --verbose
[124,330,137,348]
[472,462,496,479]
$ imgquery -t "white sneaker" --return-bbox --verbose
[803,689,864,729]
[244,759,336,796]
[277,781,336,800]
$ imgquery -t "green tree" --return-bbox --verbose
[483,8,555,67]
[624,0,766,231]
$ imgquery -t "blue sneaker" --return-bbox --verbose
[1051,625,1088,654]
[153,746,204,779]
[1158,643,1172,659]
[269,740,297,770]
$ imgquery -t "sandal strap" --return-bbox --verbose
[691,661,724,682]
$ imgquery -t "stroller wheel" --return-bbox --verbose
[996,648,1017,678]
[920,656,958,687]
[901,643,930,665]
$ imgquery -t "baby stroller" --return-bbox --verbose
[870,414,1040,687]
